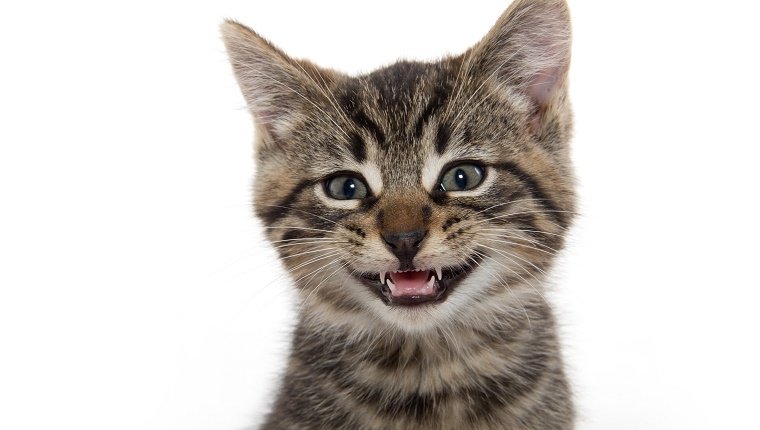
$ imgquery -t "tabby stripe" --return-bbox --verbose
[318,288,365,313]
[434,122,451,154]
[259,179,312,225]
[348,132,367,163]
[441,216,462,232]
[493,162,567,226]
[351,109,385,145]
[463,372,533,420]
[281,229,315,242]
[413,87,448,139]
[358,195,380,212]
[345,224,366,238]
[333,374,447,422]
[339,86,386,145]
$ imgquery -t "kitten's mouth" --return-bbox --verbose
[358,262,476,306]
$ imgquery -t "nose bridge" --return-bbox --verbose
[377,193,428,234]
[377,192,432,270]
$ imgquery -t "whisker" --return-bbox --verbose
[271,236,344,245]
[464,254,521,326]
[476,233,560,255]
[442,46,477,122]
[469,198,563,216]
[263,226,336,235]
[448,48,521,128]
[475,216,569,234]
[474,241,550,280]
[300,63,355,134]
[270,237,339,245]
[299,258,356,311]
[473,209,575,226]
[479,227,565,239]
[225,251,341,315]
[472,246,550,316]
[294,258,347,313]
[280,247,339,260]
[471,249,532,329]
[274,241,348,251]
[288,251,345,275]
[259,204,341,226]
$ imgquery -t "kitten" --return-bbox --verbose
[222,0,576,428]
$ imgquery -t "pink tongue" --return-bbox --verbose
[388,271,435,297]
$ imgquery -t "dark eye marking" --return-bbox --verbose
[492,162,568,227]
[358,196,380,212]
[258,179,313,225]
[441,217,462,232]
[348,132,367,163]
[281,229,317,242]
[345,224,366,238]
[434,123,451,155]
[352,110,385,145]
[413,86,449,139]
[446,227,468,241]
[421,205,432,221]
[338,86,386,145]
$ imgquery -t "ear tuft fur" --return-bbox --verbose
[220,20,315,140]
[470,0,571,130]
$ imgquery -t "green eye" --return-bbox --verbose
[439,164,485,192]
[325,175,369,200]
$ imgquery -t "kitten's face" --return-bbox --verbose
[223,0,575,332]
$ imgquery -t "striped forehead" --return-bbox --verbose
[336,62,455,188]
[355,124,493,196]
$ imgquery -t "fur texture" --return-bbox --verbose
[222,1,576,428]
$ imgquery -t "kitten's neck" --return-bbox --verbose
[293,292,558,374]
[266,297,571,429]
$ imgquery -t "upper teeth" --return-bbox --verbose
[380,268,443,285]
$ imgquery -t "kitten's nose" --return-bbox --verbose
[382,230,426,271]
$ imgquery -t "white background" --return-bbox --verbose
[1,1,759,429]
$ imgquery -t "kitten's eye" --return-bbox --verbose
[325,175,369,200]
[439,164,485,192]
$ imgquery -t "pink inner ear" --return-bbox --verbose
[524,64,566,134]
[526,65,565,108]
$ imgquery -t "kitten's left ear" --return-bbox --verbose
[221,20,333,144]
[470,0,571,132]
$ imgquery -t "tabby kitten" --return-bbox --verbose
[222,0,575,428]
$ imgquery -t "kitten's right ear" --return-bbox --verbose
[221,21,315,141]
[469,0,571,134]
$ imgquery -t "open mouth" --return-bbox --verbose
[358,262,477,306]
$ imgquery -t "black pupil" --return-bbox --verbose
[342,178,357,198]
[454,168,467,189]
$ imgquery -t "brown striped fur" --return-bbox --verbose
[222,1,576,428]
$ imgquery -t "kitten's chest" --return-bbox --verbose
[288,326,537,429]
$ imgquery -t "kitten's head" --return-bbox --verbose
[222,0,575,333]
